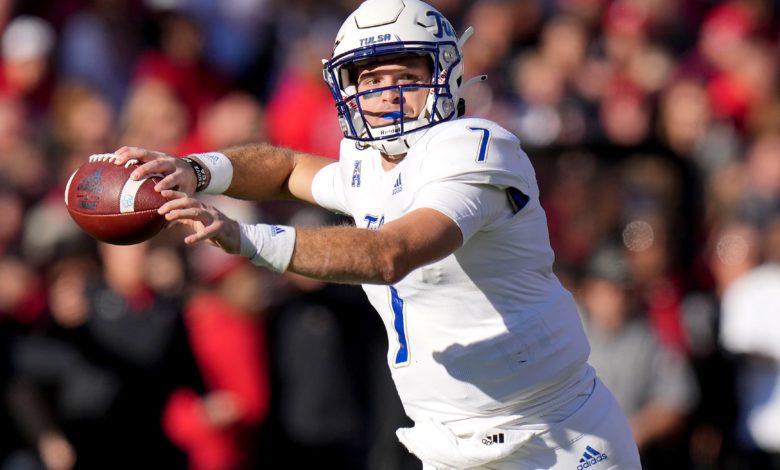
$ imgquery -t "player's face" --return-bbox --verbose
[355,56,432,128]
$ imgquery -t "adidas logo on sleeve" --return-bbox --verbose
[576,445,608,469]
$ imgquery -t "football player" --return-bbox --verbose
[112,0,641,468]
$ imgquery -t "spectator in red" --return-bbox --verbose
[265,28,342,158]
[163,251,271,470]
[176,91,265,156]
[118,80,189,154]
[622,211,690,353]
[0,15,56,116]
[132,10,233,131]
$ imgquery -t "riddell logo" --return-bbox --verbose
[576,446,608,470]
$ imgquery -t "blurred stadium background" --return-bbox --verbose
[1,0,779,469]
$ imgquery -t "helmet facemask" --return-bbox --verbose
[324,41,462,155]
[323,0,480,155]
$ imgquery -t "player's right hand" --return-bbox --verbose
[112,146,198,195]
[158,189,241,253]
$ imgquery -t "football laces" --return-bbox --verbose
[88,154,139,168]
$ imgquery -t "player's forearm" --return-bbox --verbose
[287,226,410,285]
[217,143,298,200]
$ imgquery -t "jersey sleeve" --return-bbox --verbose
[310,162,351,216]
[409,182,511,244]
[417,119,539,200]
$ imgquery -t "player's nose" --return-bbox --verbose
[380,86,402,103]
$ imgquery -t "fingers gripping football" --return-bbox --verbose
[113,146,198,195]
[160,190,240,252]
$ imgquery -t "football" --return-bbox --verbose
[65,154,167,245]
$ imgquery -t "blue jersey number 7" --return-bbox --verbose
[468,127,491,163]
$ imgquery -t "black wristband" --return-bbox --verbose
[182,156,207,192]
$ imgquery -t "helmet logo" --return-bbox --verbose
[360,33,392,46]
[426,11,455,38]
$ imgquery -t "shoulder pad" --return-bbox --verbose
[417,119,538,198]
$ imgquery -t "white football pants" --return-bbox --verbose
[419,378,641,470]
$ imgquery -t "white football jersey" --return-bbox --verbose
[311,117,593,428]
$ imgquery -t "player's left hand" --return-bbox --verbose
[159,190,240,253]
[113,146,198,195]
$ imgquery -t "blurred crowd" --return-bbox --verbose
[0,0,778,469]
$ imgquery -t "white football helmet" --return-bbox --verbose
[323,0,476,155]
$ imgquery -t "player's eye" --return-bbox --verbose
[359,76,382,88]
[398,73,423,83]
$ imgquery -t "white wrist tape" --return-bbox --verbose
[239,223,296,272]
[191,152,233,194]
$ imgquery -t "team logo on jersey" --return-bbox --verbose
[392,174,403,195]
[363,214,384,230]
[576,445,608,469]
[352,160,362,187]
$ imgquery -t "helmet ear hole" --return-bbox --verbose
[457,98,466,117]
